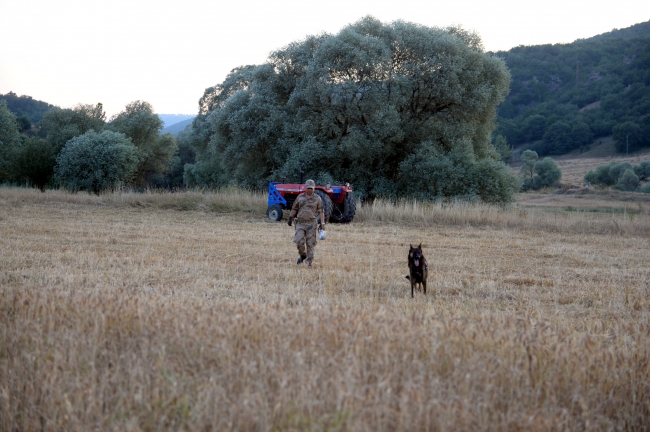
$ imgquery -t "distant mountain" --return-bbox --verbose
[157,114,195,129]
[492,20,650,156]
[162,117,194,136]
[0,92,56,123]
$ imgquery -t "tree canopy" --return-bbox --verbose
[108,101,178,186]
[41,103,106,151]
[188,16,516,202]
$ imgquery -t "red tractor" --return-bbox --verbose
[266,181,356,223]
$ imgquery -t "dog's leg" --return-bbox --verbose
[411,280,414,298]
[423,267,427,295]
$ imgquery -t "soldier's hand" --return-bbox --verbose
[288,217,293,226]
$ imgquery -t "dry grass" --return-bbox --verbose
[515,188,650,215]
[1,187,650,431]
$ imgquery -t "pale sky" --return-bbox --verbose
[1,0,648,117]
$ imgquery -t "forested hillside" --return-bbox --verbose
[0,92,55,124]
[493,20,650,156]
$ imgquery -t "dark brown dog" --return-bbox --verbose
[405,243,428,298]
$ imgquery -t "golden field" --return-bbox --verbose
[1,187,649,431]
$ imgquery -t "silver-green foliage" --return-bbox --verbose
[615,169,640,191]
[584,160,649,192]
[519,149,538,190]
[640,183,650,194]
[634,161,650,181]
[41,103,106,151]
[492,134,512,163]
[520,151,561,190]
[54,130,139,193]
[398,146,520,202]
[191,16,516,201]
[533,157,562,189]
[107,101,178,186]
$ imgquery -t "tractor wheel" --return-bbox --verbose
[338,192,356,223]
[314,190,333,223]
[266,204,284,221]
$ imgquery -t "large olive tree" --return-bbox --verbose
[189,16,516,201]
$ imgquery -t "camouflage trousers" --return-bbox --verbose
[293,220,318,264]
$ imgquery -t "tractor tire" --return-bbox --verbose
[338,192,356,223]
[314,190,333,223]
[266,204,284,221]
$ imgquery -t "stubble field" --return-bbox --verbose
[1,188,649,431]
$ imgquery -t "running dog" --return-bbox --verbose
[406,244,428,298]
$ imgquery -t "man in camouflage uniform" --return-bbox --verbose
[287,179,325,268]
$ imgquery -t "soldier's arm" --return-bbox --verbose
[290,201,299,218]
[289,196,301,220]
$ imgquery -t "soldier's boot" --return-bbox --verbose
[297,254,307,264]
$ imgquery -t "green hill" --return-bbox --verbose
[492,20,650,156]
[0,92,55,124]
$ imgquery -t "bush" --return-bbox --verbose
[639,183,650,194]
[615,169,640,191]
[54,130,139,194]
[584,161,650,190]
[533,157,562,189]
[398,146,519,203]
[634,160,650,181]
[584,163,616,186]
[519,150,538,182]
[609,162,633,183]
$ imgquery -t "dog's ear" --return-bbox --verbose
[418,243,422,250]
[410,243,413,249]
